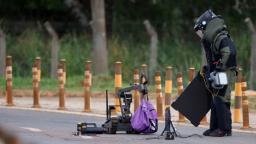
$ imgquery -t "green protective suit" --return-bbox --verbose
[202,17,237,102]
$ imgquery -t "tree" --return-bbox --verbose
[233,0,256,90]
[0,27,6,77]
[90,0,108,74]
[245,17,256,90]
[144,20,158,81]
[44,22,60,78]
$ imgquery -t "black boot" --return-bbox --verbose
[209,129,230,137]
[226,130,232,136]
[203,129,214,136]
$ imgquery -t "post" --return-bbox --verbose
[155,71,163,119]
[164,67,172,107]
[133,68,140,112]
[84,61,92,112]
[32,57,41,108]
[114,61,122,113]
[58,60,66,110]
[241,76,250,129]
[60,59,66,85]
[188,68,195,84]
[140,64,148,79]
[177,72,185,122]
[234,68,242,123]
[5,56,14,106]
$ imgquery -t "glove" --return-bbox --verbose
[208,71,224,90]
[214,59,225,72]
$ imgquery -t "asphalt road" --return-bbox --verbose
[0,108,255,144]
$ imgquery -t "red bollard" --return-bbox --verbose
[164,67,172,107]
[140,64,148,78]
[234,68,242,123]
[32,57,41,108]
[114,61,122,113]
[133,68,140,112]
[155,71,163,119]
[241,76,251,129]
[177,72,185,123]
[57,60,66,110]
[5,56,14,106]
[84,61,92,112]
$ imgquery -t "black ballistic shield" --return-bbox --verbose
[171,72,212,127]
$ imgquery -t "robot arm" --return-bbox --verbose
[117,74,148,97]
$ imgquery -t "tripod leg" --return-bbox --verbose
[160,129,165,136]
[170,120,177,137]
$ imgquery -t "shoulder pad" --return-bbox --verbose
[214,34,228,51]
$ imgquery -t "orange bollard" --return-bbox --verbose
[177,72,185,123]
[155,71,163,119]
[164,67,172,107]
[57,60,66,110]
[32,57,41,108]
[133,68,140,112]
[5,56,14,106]
[84,61,92,112]
[114,61,122,113]
[188,68,195,84]
[234,68,242,123]
[60,59,66,85]
[241,76,251,129]
[140,64,148,79]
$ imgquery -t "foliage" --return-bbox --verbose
[2,28,251,85]
[0,0,254,86]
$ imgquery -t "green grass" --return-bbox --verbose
[0,75,178,94]
[0,75,137,93]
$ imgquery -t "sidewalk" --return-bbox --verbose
[0,95,256,134]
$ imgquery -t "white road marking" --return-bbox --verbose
[20,127,42,132]
[0,106,105,118]
[80,135,94,139]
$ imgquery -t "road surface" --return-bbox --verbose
[0,108,255,144]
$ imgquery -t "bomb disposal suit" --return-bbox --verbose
[194,10,237,137]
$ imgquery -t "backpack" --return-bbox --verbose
[130,99,158,133]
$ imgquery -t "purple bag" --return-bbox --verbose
[131,99,158,133]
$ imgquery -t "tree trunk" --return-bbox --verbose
[245,17,256,90]
[91,0,108,74]
[143,20,158,81]
[44,22,60,78]
[0,28,6,77]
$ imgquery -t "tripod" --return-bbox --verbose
[160,107,177,140]
[146,107,202,140]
